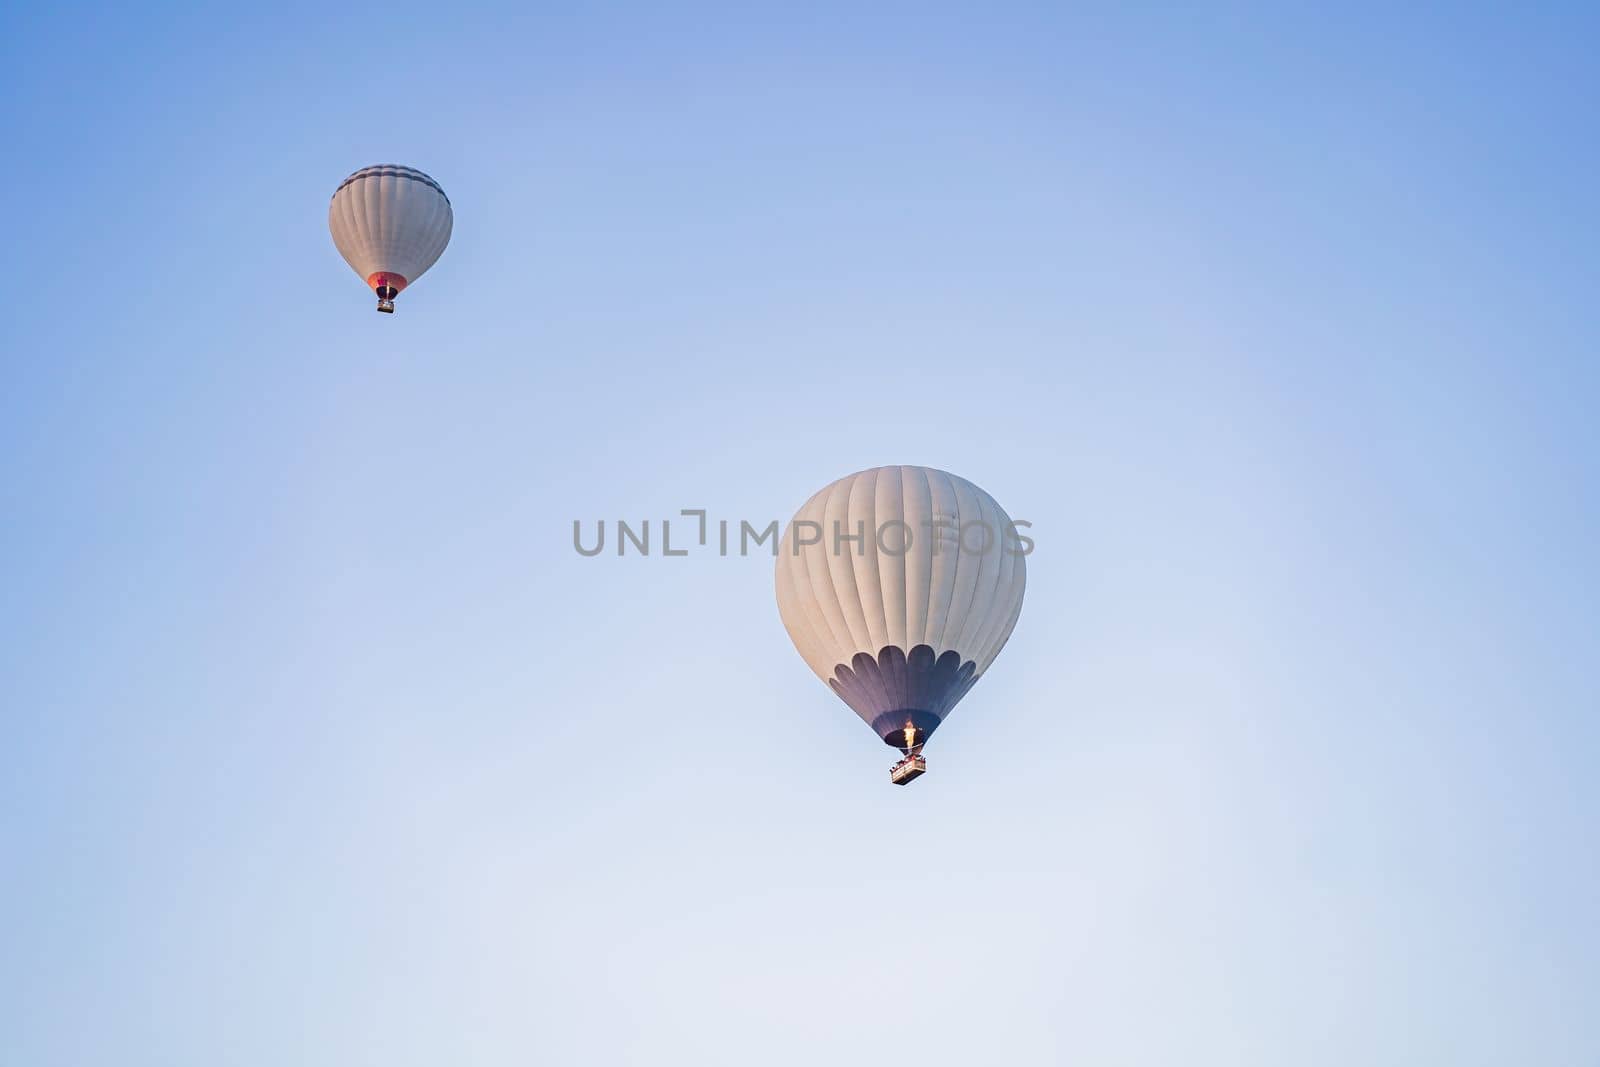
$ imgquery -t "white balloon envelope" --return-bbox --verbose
[328,164,453,313]
[775,465,1027,778]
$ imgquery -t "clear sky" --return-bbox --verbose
[2,3,1596,1064]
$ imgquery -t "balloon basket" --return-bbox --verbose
[890,754,927,786]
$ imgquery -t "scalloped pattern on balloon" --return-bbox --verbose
[828,644,979,749]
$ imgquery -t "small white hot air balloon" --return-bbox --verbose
[776,466,1028,784]
[328,164,453,313]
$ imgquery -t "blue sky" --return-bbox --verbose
[2,3,1596,1064]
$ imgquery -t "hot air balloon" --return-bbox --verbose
[328,164,453,313]
[775,466,1027,784]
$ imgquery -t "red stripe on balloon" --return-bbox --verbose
[365,272,409,293]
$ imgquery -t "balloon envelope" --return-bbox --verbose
[328,164,453,312]
[775,466,1027,751]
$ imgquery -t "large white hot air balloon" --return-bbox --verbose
[775,466,1028,784]
[328,164,453,313]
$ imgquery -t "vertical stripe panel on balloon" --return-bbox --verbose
[406,182,436,278]
[395,180,419,277]
[361,179,382,278]
[417,193,442,277]
[395,176,417,270]
[347,187,370,276]
[955,487,1004,659]
[922,468,961,653]
[781,509,838,679]
[877,466,908,651]
[379,179,399,272]
[799,489,850,667]
[778,549,829,680]
[377,176,396,269]
[821,476,872,657]
[985,499,1028,672]
[901,465,934,653]
[847,468,887,655]
[344,187,367,278]
[797,488,855,670]
[937,474,985,657]
[330,194,353,275]
[978,563,1027,674]
[976,595,1022,676]
[373,175,391,264]
[360,179,379,276]
[970,498,1022,672]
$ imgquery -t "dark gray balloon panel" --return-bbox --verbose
[828,645,980,751]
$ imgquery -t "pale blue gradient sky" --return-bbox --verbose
[2,4,1597,1064]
